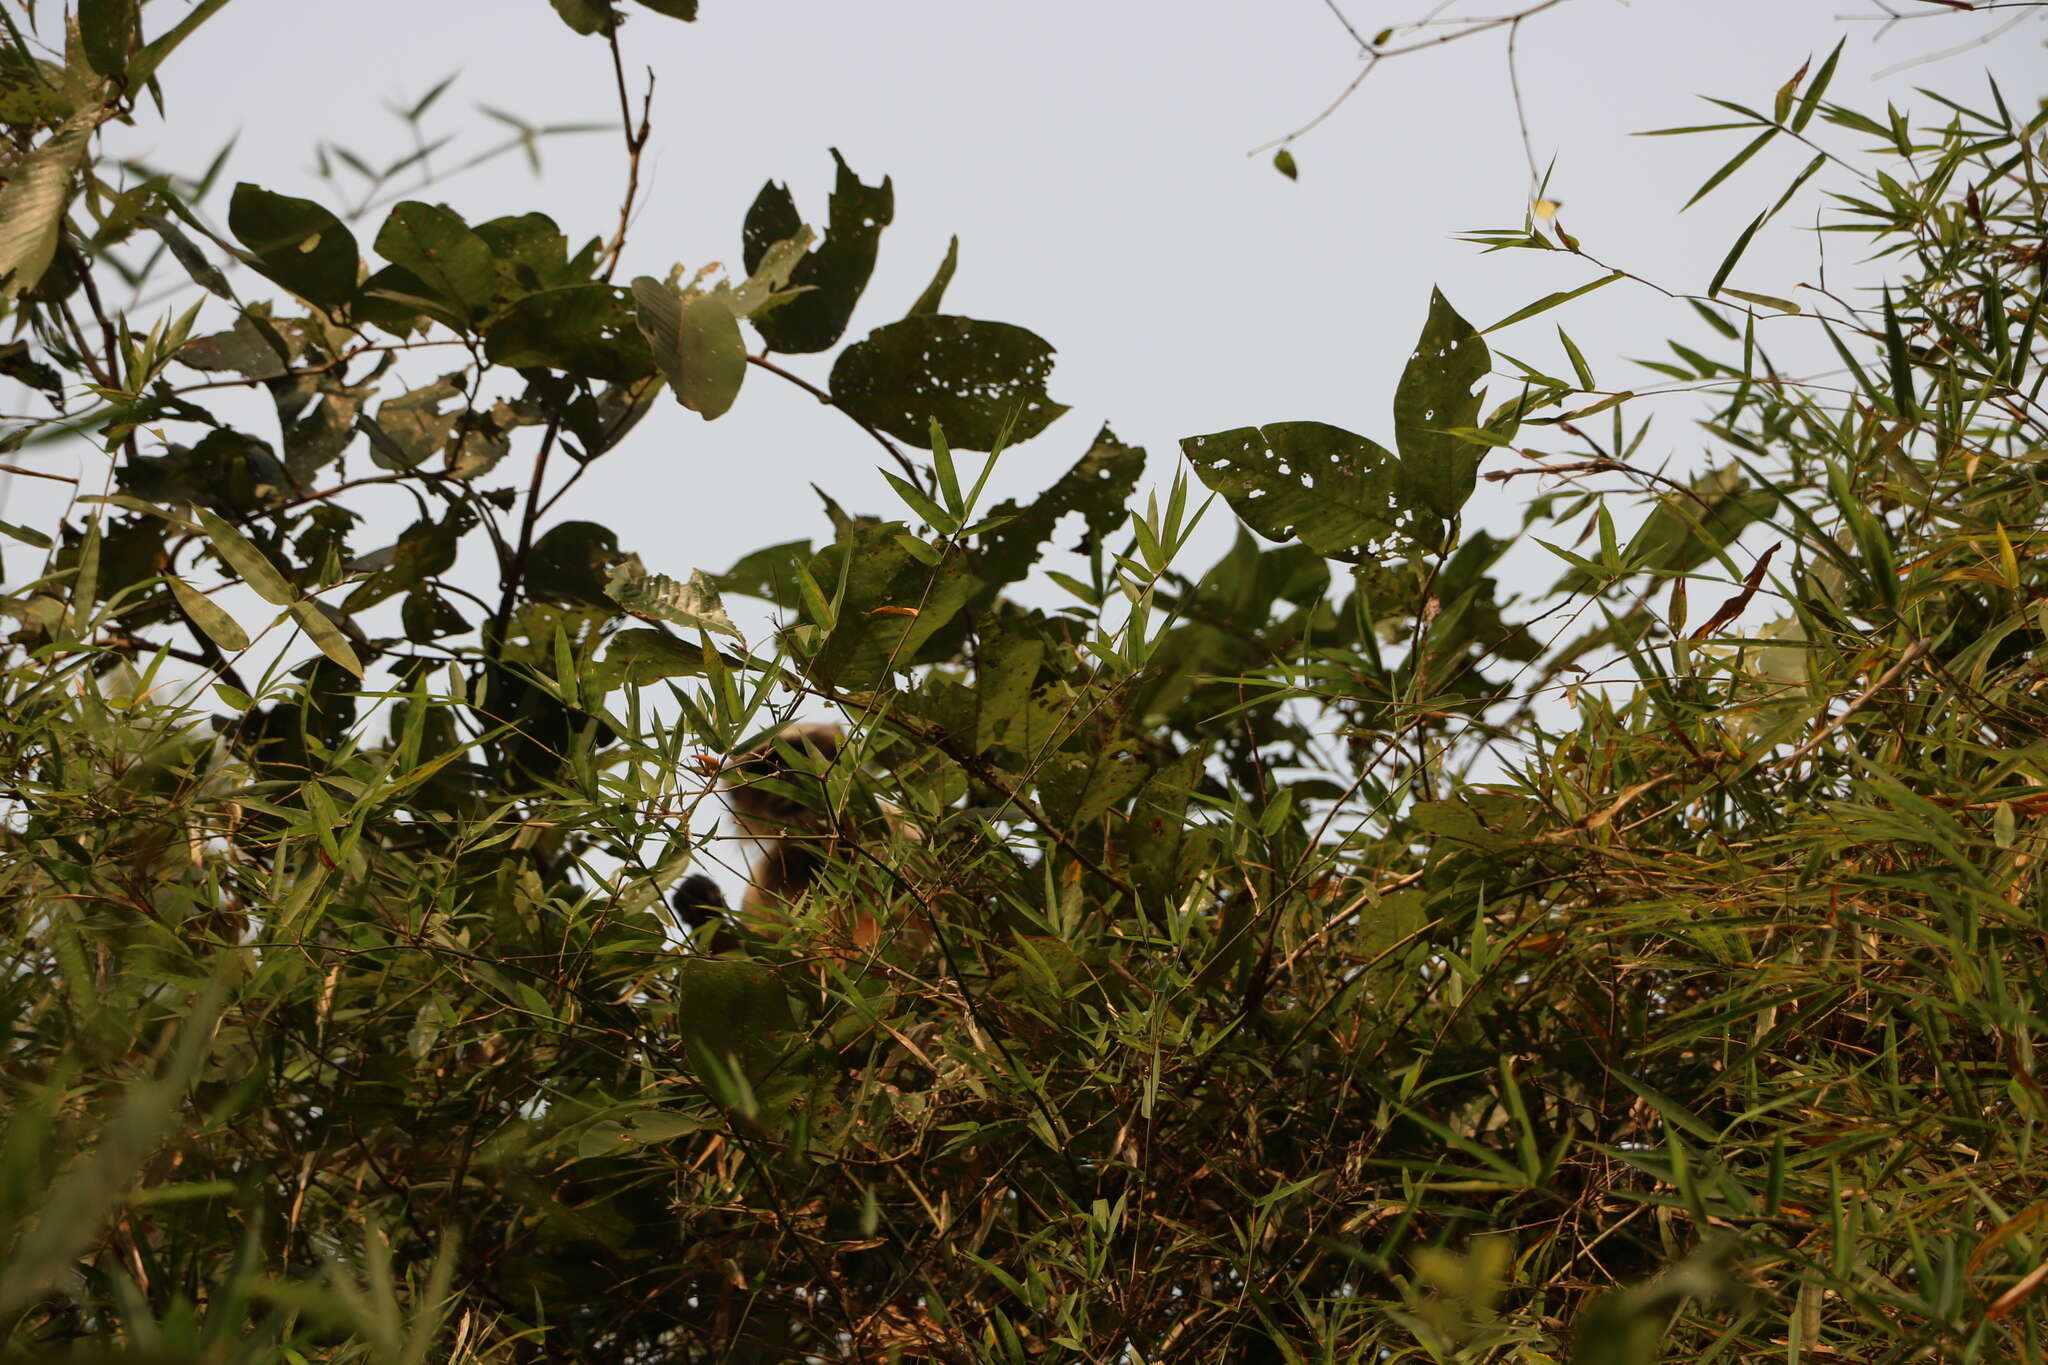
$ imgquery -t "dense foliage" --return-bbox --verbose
[2,4,2045,1361]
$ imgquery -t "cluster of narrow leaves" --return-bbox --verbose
[2,9,2046,1365]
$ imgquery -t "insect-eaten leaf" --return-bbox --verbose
[743,150,893,353]
[228,183,361,312]
[0,112,94,302]
[1393,288,1490,521]
[632,277,747,419]
[605,557,743,641]
[831,315,1068,451]
[1182,422,1430,563]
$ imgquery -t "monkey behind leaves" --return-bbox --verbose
[725,722,849,914]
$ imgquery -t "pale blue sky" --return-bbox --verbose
[11,0,2046,633]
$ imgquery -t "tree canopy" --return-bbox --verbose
[1,3,2045,1362]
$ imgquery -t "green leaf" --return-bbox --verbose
[631,278,747,419]
[290,600,363,676]
[526,521,622,608]
[726,225,816,318]
[166,574,250,652]
[372,201,497,327]
[1790,39,1843,133]
[831,315,1069,451]
[800,523,982,689]
[1706,210,1767,298]
[1183,422,1425,563]
[633,0,697,16]
[0,519,53,550]
[484,284,653,382]
[126,0,231,86]
[0,111,93,302]
[548,0,615,34]
[1881,287,1916,417]
[1272,148,1299,180]
[715,538,813,608]
[599,628,705,687]
[1393,288,1490,521]
[228,183,361,311]
[977,426,1145,586]
[78,0,138,81]
[1482,271,1622,334]
[904,235,959,318]
[604,558,742,639]
[400,589,467,643]
[364,375,463,471]
[1682,128,1776,210]
[744,150,893,353]
[193,507,296,606]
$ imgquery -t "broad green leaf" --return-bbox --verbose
[632,0,697,16]
[800,523,982,689]
[631,278,746,419]
[373,201,497,327]
[194,507,296,606]
[228,184,361,312]
[475,212,588,295]
[1273,148,1299,180]
[599,628,705,687]
[400,589,467,643]
[671,959,798,1079]
[166,574,250,652]
[977,426,1144,586]
[548,0,614,33]
[1393,289,1490,522]
[716,538,813,608]
[1183,421,1421,563]
[744,150,893,353]
[0,111,93,302]
[78,0,138,81]
[365,375,463,470]
[604,558,742,639]
[484,284,653,382]
[526,521,622,608]
[290,599,363,676]
[177,316,293,379]
[904,235,959,318]
[831,315,1068,451]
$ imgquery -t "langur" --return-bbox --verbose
[724,722,848,913]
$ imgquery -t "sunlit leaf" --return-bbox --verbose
[228,183,361,312]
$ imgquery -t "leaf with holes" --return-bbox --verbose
[0,112,93,302]
[831,315,1068,451]
[605,558,742,640]
[1181,421,1429,563]
[1393,289,1490,522]
[743,151,892,354]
